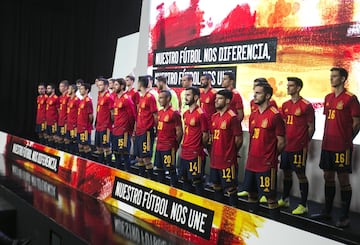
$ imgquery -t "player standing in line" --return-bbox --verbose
[64,84,80,154]
[44,83,59,148]
[56,80,69,150]
[180,74,193,114]
[312,67,360,228]
[243,82,285,217]
[200,73,217,123]
[112,78,136,171]
[278,77,315,215]
[35,83,48,145]
[155,90,183,186]
[210,89,243,207]
[133,76,158,178]
[77,83,93,158]
[94,78,114,165]
[222,71,244,122]
[179,87,209,195]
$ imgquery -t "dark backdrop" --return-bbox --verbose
[0,0,142,140]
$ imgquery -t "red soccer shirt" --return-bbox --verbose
[113,93,136,136]
[66,96,80,131]
[281,98,315,151]
[210,109,242,169]
[156,106,182,151]
[77,96,93,133]
[181,106,209,160]
[136,91,158,135]
[246,106,285,172]
[36,94,48,124]
[322,90,360,151]
[126,88,140,106]
[58,94,69,126]
[45,94,59,125]
[229,89,244,116]
[250,99,278,112]
[200,88,216,121]
[95,91,113,131]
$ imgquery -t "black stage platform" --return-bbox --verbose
[1,153,359,244]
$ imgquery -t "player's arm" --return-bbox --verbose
[88,113,94,125]
[276,135,285,153]
[153,112,158,129]
[234,135,243,152]
[307,120,315,141]
[352,116,360,139]
[110,109,114,124]
[237,109,244,122]
[202,132,209,147]
[175,125,183,145]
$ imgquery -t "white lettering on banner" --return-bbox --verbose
[169,202,188,225]
[203,47,218,62]
[142,190,169,217]
[155,51,179,65]
[218,42,270,62]
[179,48,202,64]
[114,182,143,206]
[188,209,207,233]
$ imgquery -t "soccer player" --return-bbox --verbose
[56,80,69,150]
[35,83,48,145]
[155,75,179,111]
[200,73,217,123]
[312,67,360,228]
[243,82,285,216]
[44,83,59,147]
[180,74,193,114]
[125,75,140,108]
[75,79,84,100]
[179,87,209,195]
[112,78,136,171]
[134,76,158,178]
[77,83,93,158]
[222,71,244,121]
[155,90,183,186]
[95,78,114,165]
[278,77,315,215]
[250,78,278,112]
[210,89,243,207]
[64,84,80,154]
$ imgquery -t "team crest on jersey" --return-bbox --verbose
[336,101,344,110]
[141,102,145,108]
[284,108,288,113]
[164,115,169,122]
[326,102,329,106]
[119,102,123,108]
[190,118,195,126]
[49,101,53,105]
[251,120,255,125]
[205,97,210,103]
[220,121,227,129]
[261,119,268,128]
[294,108,301,116]
[80,104,84,109]
[100,100,104,106]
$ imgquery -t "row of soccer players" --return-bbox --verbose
[36,68,360,227]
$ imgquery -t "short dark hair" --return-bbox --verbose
[82,83,91,92]
[70,84,77,92]
[38,82,45,87]
[138,76,149,88]
[217,89,233,100]
[60,80,69,87]
[224,71,235,81]
[254,77,268,85]
[183,74,193,81]
[98,78,109,86]
[287,77,303,89]
[202,73,213,81]
[255,83,273,97]
[156,75,167,83]
[160,89,172,100]
[330,67,348,81]
[114,78,126,90]
[126,75,135,81]
[75,79,84,85]
[47,83,56,90]
[185,86,200,97]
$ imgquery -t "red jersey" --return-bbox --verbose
[229,89,244,116]
[113,93,136,136]
[200,88,216,121]
[250,99,278,112]
[281,98,315,151]
[58,94,69,126]
[45,94,59,125]
[181,106,209,160]
[246,106,285,172]
[156,106,182,151]
[136,91,158,135]
[95,91,113,131]
[66,96,80,131]
[36,94,48,124]
[210,109,242,169]
[322,90,360,151]
[77,96,93,133]
[126,88,140,106]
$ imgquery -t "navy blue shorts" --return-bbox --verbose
[46,123,57,136]
[210,165,238,190]
[77,131,91,145]
[35,122,46,133]
[112,132,131,153]
[94,129,110,147]
[57,125,67,137]
[155,149,177,171]
[319,149,352,173]
[134,129,155,158]
[280,149,307,172]
[242,168,277,198]
[179,156,204,181]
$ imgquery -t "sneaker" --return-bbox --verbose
[336,217,350,228]
[237,191,249,197]
[292,204,308,215]
[259,195,267,203]
[278,198,290,208]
